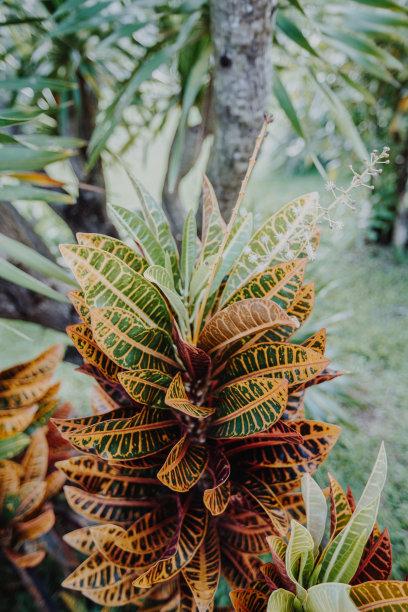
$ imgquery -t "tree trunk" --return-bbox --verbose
[207,0,276,219]
[392,135,408,250]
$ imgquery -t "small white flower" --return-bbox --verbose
[276,232,285,241]
[243,246,252,255]
[333,220,344,230]
[305,243,316,260]
[285,249,294,259]
[255,263,265,274]
[325,180,336,191]
[248,253,259,263]
[260,235,269,245]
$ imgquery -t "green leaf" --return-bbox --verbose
[144,265,190,336]
[181,209,197,295]
[221,193,317,305]
[0,146,74,171]
[301,474,327,555]
[210,213,253,296]
[0,77,77,92]
[0,107,44,128]
[273,71,305,139]
[0,259,69,302]
[200,174,226,261]
[350,0,408,13]
[276,13,320,58]
[115,169,180,280]
[109,204,166,267]
[267,589,296,612]
[0,433,30,460]
[286,520,314,601]
[305,584,358,612]
[319,443,387,584]
[0,233,75,286]
[0,184,74,205]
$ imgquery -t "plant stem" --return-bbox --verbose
[192,114,273,343]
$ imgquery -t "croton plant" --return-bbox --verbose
[49,137,350,611]
[0,345,72,568]
[231,443,408,611]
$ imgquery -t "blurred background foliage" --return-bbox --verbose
[0,0,407,609]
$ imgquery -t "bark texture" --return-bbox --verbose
[208,0,275,218]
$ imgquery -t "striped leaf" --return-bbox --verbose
[305,583,358,612]
[76,233,149,274]
[280,491,307,525]
[81,575,144,607]
[283,390,306,421]
[90,385,120,415]
[286,520,314,598]
[329,473,352,539]
[65,407,180,461]
[172,322,211,381]
[198,299,297,355]
[52,407,134,437]
[118,369,172,408]
[122,174,180,278]
[92,505,178,569]
[240,473,290,537]
[109,204,166,267]
[218,342,329,389]
[21,428,48,482]
[68,290,91,326]
[0,405,37,439]
[224,259,306,310]
[0,374,53,409]
[263,282,315,343]
[134,494,208,588]
[200,174,226,260]
[67,324,122,383]
[158,435,208,492]
[350,580,408,611]
[0,344,63,384]
[63,527,97,555]
[351,528,392,585]
[208,378,288,439]
[203,448,231,516]
[226,420,340,483]
[57,455,163,498]
[221,547,261,589]
[62,550,136,591]
[90,307,178,372]
[266,589,296,611]
[14,481,47,520]
[221,193,318,304]
[230,586,269,612]
[144,266,190,335]
[63,485,156,525]
[181,209,197,293]
[182,520,220,612]
[165,372,215,419]
[218,512,271,554]
[60,245,171,333]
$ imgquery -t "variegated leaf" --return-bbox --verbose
[57,455,162,498]
[218,511,271,554]
[14,481,47,520]
[165,372,215,418]
[200,174,226,261]
[65,407,180,461]
[90,306,178,372]
[230,586,269,612]
[76,232,149,274]
[67,324,122,383]
[224,259,306,310]
[329,473,352,539]
[182,520,220,612]
[134,494,208,588]
[52,407,133,437]
[208,378,287,439]
[198,299,297,355]
[203,448,231,516]
[0,374,53,409]
[90,384,120,415]
[68,289,92,326]
[239,472,290,537]
[262,282,315,343]
[62,550,136,591]
[221,547,261,590]
[351,528,392,585]
[350,580,408,611]
[22,428,48,482]
[118,369,172,408]
[283,390,306,421]
[158,435,208,492]
[172,322,211,381]
[109,203,166,267]
[0,405,37,439]
[0,344,63,384]
[221,192,318,304]
[63,485,156,525]
[63,527,97,555]
[217,342,329,389]
[60,245,171,333]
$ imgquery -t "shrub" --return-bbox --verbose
[52,121,347,609]
[230,444,408,611]
[0,344,72,568]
